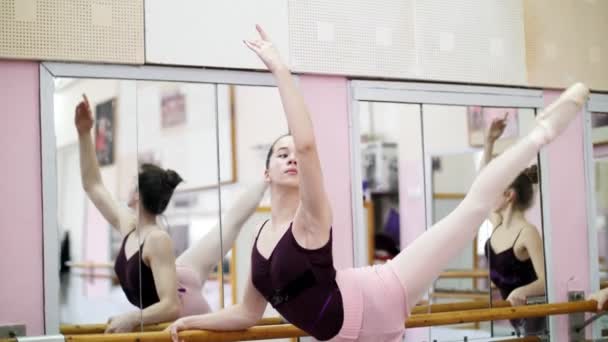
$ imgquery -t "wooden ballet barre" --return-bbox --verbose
[430,291,489,301]
[63,324,306,342]
[13,335,542,342]
[405,299,600,328]
[62,299,513,335]
[410,299,511,314]
[70,272,115,279]
[438,269,489,279]
[60,317,287,335]
[66,261,114,269]
[59,300,604,341]
[61,299,510,334]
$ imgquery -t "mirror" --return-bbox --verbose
[422,104,548,340]
[216,84,288,324]
[55,77,143,328]
[589,108,608,335]
[356,101,424,268]
[135,80,226,329]
[54,77,228,332]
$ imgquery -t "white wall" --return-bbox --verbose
[145,0,289,70]
[136,81,220,191]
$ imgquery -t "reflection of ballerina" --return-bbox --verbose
[169,26,589,342]
[480,114,546,336]
[75,94,267,333]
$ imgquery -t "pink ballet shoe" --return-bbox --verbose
[535,82,590,144]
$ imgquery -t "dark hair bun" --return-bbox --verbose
[524,165,539,184]
[163,169,183,189]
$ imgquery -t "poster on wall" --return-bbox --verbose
[592,112,608,145]
[161,91,187,128]
[467,106,519,147]
[94,98,116,166]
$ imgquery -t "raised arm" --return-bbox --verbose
[244,25,332,230]
[75,95,134,235]
[480,113,508,171]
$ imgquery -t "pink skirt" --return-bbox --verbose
[175,265,211,317]
[333,261,408,342]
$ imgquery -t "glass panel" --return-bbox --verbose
[422,105,548,340]
[357,101,424,269]
[134,80,222,333]
[55,78,142,330]
[590,111,608,335]
[217,84,285,323]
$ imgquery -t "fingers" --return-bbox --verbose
[105,318,113,333]
[243,40,260,53]
[503,112,509,121]
[170,326,179,342]
[256,24,269,41]
[82,94,92,115]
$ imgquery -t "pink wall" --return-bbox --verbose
[544,90,590,341]
[0,61,44,335]
[299,75,354,269]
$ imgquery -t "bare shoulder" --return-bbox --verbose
[521,224,542,241]
[143,230,174,258]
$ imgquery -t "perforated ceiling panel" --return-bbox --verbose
[0,0,144,64]
[524,0,608,90]
[288,0,527,85]
[288,0,416,78]
[414,0,527,85]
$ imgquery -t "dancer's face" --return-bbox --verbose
[265,136,299,188]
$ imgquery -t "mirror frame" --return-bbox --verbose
[39,62,276,334]
[347,80,551,338]
[584,93,608,339]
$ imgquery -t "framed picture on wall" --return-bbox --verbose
[161,91,187,128]
[468,106,519,147]
[592,112,608,145]
[94,98,116,166]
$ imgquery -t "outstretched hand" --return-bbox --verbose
[75,94,93,135]
[243,25,286,73]
[164,319,187,342]
[486,112,508,142]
